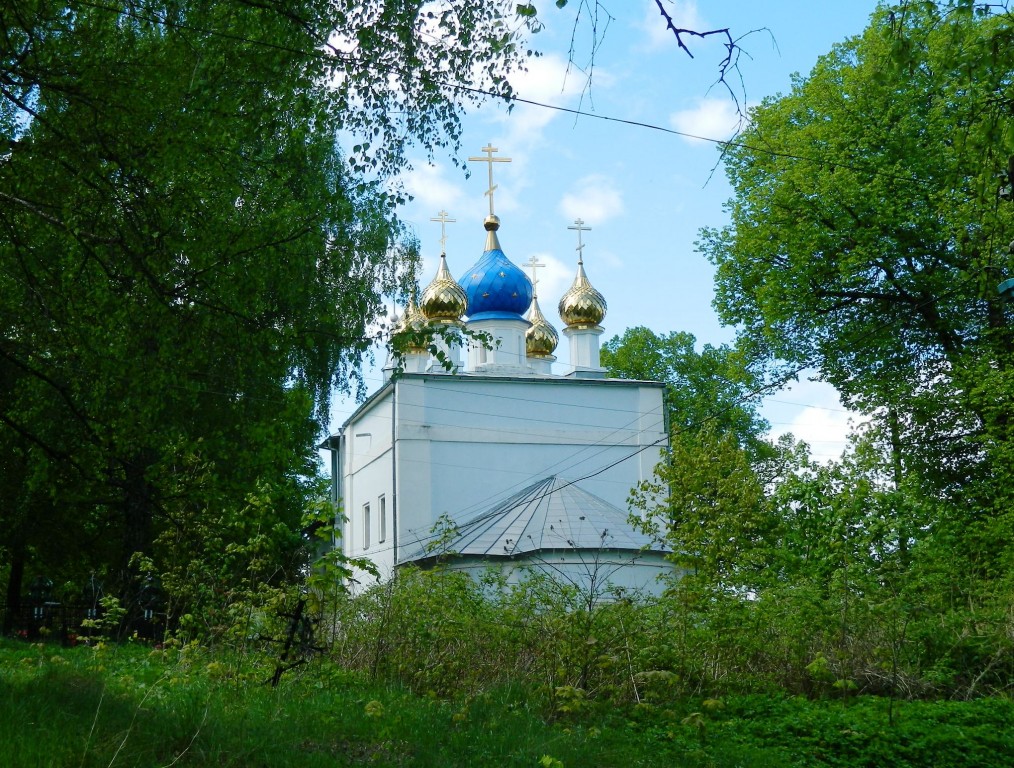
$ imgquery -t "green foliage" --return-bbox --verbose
[0,0,537,614]
[631,425,771,590]
[607,5,1014,709]
[5,640,1014,768]
[424,513,463,557]
[320,555,1012,706]
[79,595,127,641]
[601,326,770,455]
[8,10,1014,763]
[329,566,653,708]
[700,2,1014,501]
[646,2,1014,711]
[149,479,308,644]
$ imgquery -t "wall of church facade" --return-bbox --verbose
[391,374,666,563]
[340,391,396,583]
[337,372,667,587]
[439,549,676,598]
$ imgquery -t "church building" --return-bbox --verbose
[323,147,673,596]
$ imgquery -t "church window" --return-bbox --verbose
[363,503,371,549]
[378,495,387,543]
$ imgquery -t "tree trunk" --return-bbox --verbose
[888,408,909,569]
[119,452,156,636]
[3,539,24,634]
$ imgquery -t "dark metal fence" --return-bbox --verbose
[0,602,165,644]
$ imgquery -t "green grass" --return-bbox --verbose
[2,639,1013,767]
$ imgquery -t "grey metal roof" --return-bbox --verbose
[406,476,659,561]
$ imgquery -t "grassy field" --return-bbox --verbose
[5,637,1014,766]
[3,638,1014,767]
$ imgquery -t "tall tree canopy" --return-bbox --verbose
[601,326,769,454]
[700,3,1014,504]
[0,1,533,612]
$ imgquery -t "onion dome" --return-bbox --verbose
[526,294,559,357]
[458,215,533,320]
[394,291,428,353]
[421,253,467,323]
[559,258,607,328]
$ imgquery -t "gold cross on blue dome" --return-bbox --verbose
[468,144,511,217]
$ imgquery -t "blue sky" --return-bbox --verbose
[331,0,885,462]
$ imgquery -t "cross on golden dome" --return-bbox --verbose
[430,209,456,253]
[568,218,591,264]
[525,256,546,295]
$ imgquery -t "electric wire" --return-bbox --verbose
[3,2,996,555]
[348,270,981,561]
[51,0,937,188]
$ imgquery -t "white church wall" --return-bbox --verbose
[390,374,666,560]
[465,317,528,370]
[394,375,665,441]
[337,372,668,588]
[341,390,396,584]
[438,550,676,599]
[393,434,435,558]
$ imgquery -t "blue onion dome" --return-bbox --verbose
[457,215,533,320]
[394,291,429,353]
[559,258,607,328]
[421,253,467,323]
[526,294,559,357]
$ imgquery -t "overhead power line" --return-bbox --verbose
[55,0,931,187]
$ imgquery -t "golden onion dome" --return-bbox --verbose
[526,295,559,357]
[558,259,607,328]
[421,253,468,323]
[394,292,429,353]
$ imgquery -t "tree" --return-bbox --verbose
[603,327,793,598]
[699,3,1014,505]
[696,4,1014,688]
[631,425,770,590]
[601,326,770,456]
[0,1,533,614]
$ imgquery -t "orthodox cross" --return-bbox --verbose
[430,209,456,253]
[567,218,592,263]
[468,143,511,216]
[526,256,546,295]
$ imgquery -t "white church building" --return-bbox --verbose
[322,148,674,597]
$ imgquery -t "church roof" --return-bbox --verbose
[421,252,467,323]
[559,258,607,328]
[406,476,660,561]
[526,293,559,357]
[458,215,533,321]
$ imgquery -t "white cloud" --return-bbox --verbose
[558,174,624,224]
[764,378,859,464]
[513,52,587,105]
[669,97,745,143]
[521,251,572,308]
[467,55,618,222]
[400,163,468,215]
[785,407,854,464]
[480,53,594,149]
